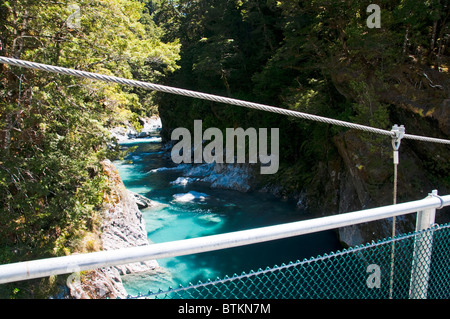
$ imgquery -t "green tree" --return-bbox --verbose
[154,0,449,203]
[0,0,179,298]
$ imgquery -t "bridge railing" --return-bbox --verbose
[0,190,448,299]
[137,222,450,299]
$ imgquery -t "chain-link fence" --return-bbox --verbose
[127,223,450,299]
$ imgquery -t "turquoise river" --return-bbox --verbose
[114,135,342,296]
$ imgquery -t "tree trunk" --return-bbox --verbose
[431,20,438,53]
[403,25,410,55]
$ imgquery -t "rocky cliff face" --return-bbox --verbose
[303,63,450,247]
[68,159,160,299]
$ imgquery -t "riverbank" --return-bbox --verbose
[69,117,341,298]
[68,159,163,299]
[67,116,167,298]
[110,116,162,143]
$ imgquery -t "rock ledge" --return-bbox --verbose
[68,159,160,299]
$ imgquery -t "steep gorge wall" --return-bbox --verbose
[68,159,159,299]
[158,65,450,248]
[289,66,450,246]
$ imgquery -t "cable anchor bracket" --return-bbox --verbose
[391,125,405,164]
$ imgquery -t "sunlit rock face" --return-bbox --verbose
[69,159,160,299]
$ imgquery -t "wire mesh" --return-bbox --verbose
[126,223,450,299]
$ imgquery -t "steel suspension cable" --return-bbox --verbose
[2,56,449,145]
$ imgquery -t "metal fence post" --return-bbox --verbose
[409,190,438,299]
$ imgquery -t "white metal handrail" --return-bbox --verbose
[0,191,448,285]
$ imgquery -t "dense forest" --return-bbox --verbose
[0,0,180,297]
[0,0,449,298]
[153,0,449,213]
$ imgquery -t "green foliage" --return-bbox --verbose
[349,80,390,130]
[154,0,449,197]
[0,0,448,298]
[0,0,180,298]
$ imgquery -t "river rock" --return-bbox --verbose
[68,159,160,299]
[110,116,162,142]
[178,162,254,193]
[128,190,159,210]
